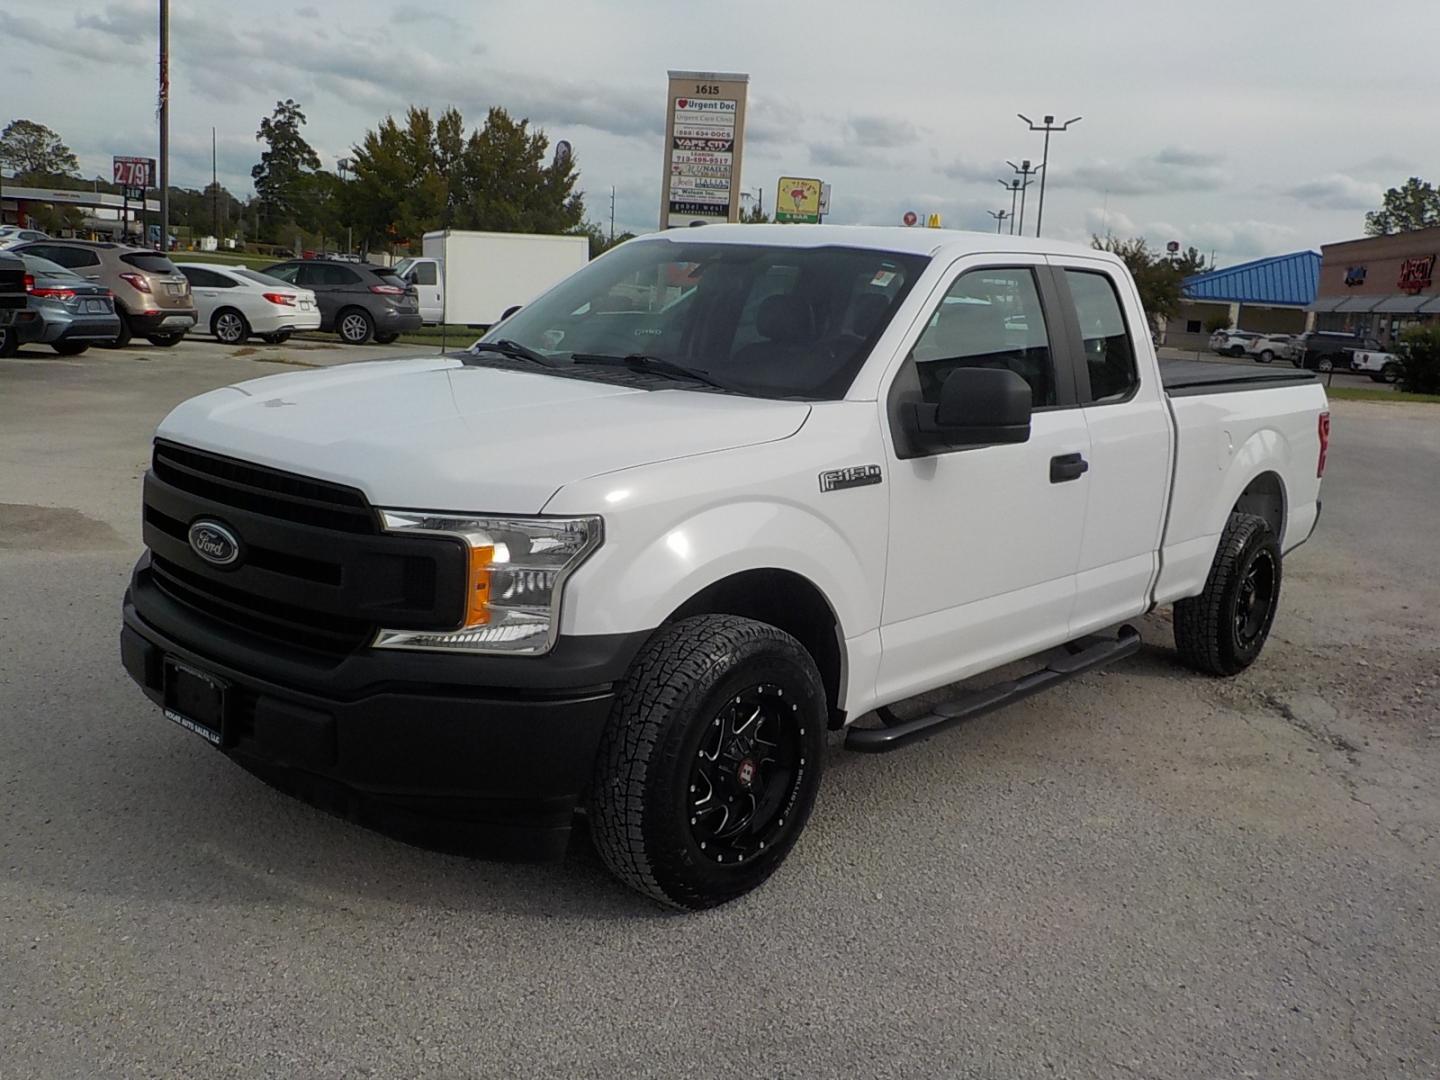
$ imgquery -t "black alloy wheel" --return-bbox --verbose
[688,683,806,866]
[1233,547,1278,651]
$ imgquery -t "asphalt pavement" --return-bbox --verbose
[1,345,1437,1079]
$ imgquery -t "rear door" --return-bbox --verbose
[1049,257,1172,635]
[876,256,1091,701]
[290,263,343,327]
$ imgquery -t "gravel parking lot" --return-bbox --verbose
[2,346,1437,1078]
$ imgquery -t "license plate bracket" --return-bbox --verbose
[162,659,228,746]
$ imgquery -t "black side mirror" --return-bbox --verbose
[907,366,1032,451]
[500,304,522,322]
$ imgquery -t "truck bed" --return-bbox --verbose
[1160,358,1317,397]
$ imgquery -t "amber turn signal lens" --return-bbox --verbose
[465,544,495,627]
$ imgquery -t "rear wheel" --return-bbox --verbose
[1258,349,1275,364]
[146,333,184,347]
[106,312,134,348]
[51,342,89,356]
[590,615,826,910]
[212,308,250,345]
[1229,345,1246,356]
[337,308,374,345]
[1381,362,1401,384]
[260,330,292,345]
[1316,356,1334,373]
[1173,513,1281,676]
[0,326,17,357]
[374,331,399,344]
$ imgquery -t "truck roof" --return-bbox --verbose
[634,223,1111,262]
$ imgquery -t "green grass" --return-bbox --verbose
[1325,386,1440,404]
[166,250,276,267]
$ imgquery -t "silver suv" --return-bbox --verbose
[13,240,196,347]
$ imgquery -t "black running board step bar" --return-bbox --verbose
[845,625,1142,754]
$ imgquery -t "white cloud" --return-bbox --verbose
[1283,174,1384,210]
[1067,151,1228,196]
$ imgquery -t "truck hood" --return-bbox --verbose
[156,357,811,513]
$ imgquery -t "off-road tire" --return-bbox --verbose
[590,614,826,910]
[1173,512,1282,676]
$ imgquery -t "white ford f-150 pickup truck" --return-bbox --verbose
[121,225,1329,909]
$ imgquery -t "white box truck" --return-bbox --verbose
[396,230,590,326]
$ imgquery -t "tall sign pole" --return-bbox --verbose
[158,0,170,250]
[659,70,749,229]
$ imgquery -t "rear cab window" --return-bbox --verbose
[1062,269,1139,404]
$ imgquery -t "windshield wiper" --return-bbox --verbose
[569,353,736,392]
[464,339,555,366]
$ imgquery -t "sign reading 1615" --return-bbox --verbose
[693,83,721,95]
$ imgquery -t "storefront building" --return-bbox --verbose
[1167,250,1319,350]
[1312,226,1440,345]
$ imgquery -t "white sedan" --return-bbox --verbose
[176,263,322,344]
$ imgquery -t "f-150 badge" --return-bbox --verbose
[819,464,882,492]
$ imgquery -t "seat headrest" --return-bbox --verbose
[757,294,816,344]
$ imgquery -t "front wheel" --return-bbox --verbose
[0,326,17,357]
[374,331,400,344]
[1258,349,1275,364]
[1381,362,1401,384]
[1228,345,1246,357]
[52,342,89,356]
[1173,513,1282,676]
[260,330,292,345]
[1316,356,1334,373]
[590,615,827,910]
[337,308,374,345]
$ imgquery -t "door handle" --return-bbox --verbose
[1050,453,1089,483]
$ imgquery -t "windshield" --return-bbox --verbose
[21,255,78,279]
[482,240,928,399]
[234,268,296,288]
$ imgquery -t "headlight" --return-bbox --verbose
[373,511,602,655]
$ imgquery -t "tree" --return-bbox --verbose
[575,221,635,258]
[1364,177,1440,236]
[1398,325,1440,395]
[251,99,321,239]
[1092,235,1182,323]
[1172,246,1209,277]
[0,119,79,180]
[741,202,770,223]
[347,105,585,251]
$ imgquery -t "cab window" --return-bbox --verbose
[1064,270,1138,403]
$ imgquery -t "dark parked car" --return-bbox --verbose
[0,254,122,357]
[0,250,25,329]
[259,260,421,344]
[12,240,196,347]
[1294,330,1383,372]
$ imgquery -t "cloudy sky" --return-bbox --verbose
[4,0,1437,265]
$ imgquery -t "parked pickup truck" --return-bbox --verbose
[1350,345,1404,384]
[120,226,1329,909]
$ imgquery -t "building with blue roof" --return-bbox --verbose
[1164,250,1320,349]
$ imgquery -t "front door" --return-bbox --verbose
[406,260,443,323]
[876,257,1091,704]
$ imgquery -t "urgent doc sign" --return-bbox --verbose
[660,71,749,229]
[113,156,155,188]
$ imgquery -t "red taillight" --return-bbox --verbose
[23,273,34,293]
[1317,411,1330,478]
[31,286,77,300]
[118,272,149,291]
[369,284,405,296]
[262,292,296,306]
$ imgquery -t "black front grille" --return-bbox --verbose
[153,441,377,534]
[150,555,372,658]
[138,441,467,663]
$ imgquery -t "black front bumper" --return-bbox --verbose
[121,560,647,860]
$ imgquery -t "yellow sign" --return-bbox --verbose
[776,177,822,223]
[926,213,943,229]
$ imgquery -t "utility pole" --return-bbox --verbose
[1018,113,1081,238]
[988,209,1010,234]
[1005,159,1041,236]
[158,0,170,251]
[211,126,218,243]
[609,185,615,243]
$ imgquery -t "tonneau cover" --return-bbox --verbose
[1161,358,1318,397]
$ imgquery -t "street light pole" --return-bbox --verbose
[997,179,1020,235]
[988,209,1010,234]
[158,0,170,251]
[1018,113,1081,238]
[1005,159,1041,236]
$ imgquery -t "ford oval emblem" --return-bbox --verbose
[188,520,241,567]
